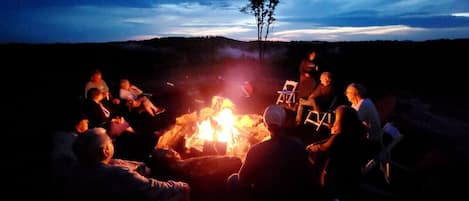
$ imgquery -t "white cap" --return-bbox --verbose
[263,104,286,127]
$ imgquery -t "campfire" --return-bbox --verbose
[156,96,271,161]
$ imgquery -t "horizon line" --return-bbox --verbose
[1,35,468,45]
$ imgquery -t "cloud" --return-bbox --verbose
[271,25,469,41]
[1,0,468,43]
[452,12,469,17]
[272,25,424,41]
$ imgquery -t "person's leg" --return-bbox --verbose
[141,96,165,116]
[296,98,314,123]
[310,98,320,112]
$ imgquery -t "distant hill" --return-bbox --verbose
[4,37,469,124]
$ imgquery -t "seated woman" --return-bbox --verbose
[119,79,165,117]
[306,105,369,201]
[82,87,132,138]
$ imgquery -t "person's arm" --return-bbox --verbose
[84,82,92,99]
[102,80,110,93]
[131,85,144,95]
[118,167,190,201]
[306,133,338,153]
[238,148,257,186]
[361,99,383,144]
[308,84,326,99]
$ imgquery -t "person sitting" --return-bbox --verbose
[63,127,191,201]
[84,69,110,99]
[296,71,336,125]
[82,87,132,137]
[120,78,165,117]
[51,113,89,192]
[345,83,383,154]
[306,105,369,201]
[227,104,316,201]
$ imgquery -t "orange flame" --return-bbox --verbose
[183,96,268,160]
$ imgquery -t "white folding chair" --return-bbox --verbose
[276,80,298,108]
[304,96,337,131]
[362,122,404,184]
[304,111,333,129]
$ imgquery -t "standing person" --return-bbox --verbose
[227,104,316,201]
[298,51,320,100]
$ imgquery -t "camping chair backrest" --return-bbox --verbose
[276,80,298,105]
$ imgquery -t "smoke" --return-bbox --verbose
[217,46,258,59]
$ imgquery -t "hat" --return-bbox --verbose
[263,104,286,127]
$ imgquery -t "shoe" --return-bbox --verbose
[155,108,166,115]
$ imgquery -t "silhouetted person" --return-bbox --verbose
[227,104,316,201]
[298,51,320,99]
[307,105,369,201]
[64,128,190,201]
[82,87,131,137]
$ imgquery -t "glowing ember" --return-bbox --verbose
[157,96,270,161]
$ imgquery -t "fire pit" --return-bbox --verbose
[156,96,270,161]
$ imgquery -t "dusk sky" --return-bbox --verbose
[1,0,469,43]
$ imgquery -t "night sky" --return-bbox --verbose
[1,0,469,43]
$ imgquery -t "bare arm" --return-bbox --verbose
[131,85,144,95]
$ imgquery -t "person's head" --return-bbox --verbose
[263,104,287,136]
[90,69,102,82]
[332,105,365,134]
[320,72,333,86]
[69,113,89,134]
[73,128,114,165]
[308,51,316,61]
[87,87,104,102]
[120,79,130,90]
[345,83,366,104]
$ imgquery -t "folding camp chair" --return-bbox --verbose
[304,96,337,131]
[362,122,404,184]
[276,80,298,109]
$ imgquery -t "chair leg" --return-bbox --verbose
[362,159,377,174]
[303,111,312,124]
[384,160,391,184]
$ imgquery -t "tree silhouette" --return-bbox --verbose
[241,0,279,63]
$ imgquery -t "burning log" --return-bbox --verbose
[156,96,271,161]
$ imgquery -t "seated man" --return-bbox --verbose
[296,72,336,125]
[64,128,190,201]
[227,105,316,201]
[345,83,383,153]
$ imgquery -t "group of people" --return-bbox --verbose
[294,51,383,150]
[52,69,191,201]
[50,53,390,201]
